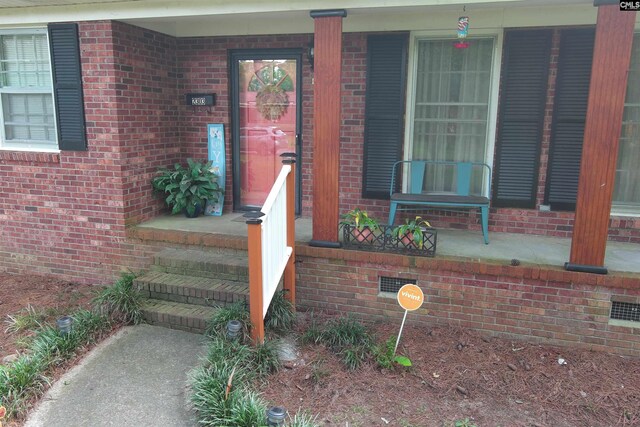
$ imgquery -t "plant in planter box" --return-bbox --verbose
[152,159,223,218]
[339,208,380,243]
[392,216,432,249]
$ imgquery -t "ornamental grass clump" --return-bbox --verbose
[92,272,143,325]
[0,309,111,421]
[0,273,138,422]
[191,290,312,426]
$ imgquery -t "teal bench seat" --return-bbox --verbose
[388,160,492,244]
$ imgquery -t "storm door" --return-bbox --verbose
[230,50,302,213]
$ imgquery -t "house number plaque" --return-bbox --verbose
[186,93,216,106]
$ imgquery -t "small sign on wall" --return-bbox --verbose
[205,124,225,216]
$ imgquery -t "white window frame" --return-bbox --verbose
[610,30,640,217]
[0,27,59,153]
[403,29,503,197]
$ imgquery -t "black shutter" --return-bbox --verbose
[545,28,595,210]
[48,23,87,151]
[362,34,408,199]
[492,30,552,208]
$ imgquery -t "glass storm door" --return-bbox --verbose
[231,50,302,213]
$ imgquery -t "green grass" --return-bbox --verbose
[0,310,111,420]
[302,315,373,370]
[319,316,372,350]
[190,339,268,426]
[287,411,319,427]
[192,290,315,426]
[4,305,46,334]
[92,272,142,324]
[191,335,313,426]
[252,339,281,377]
[205,290,295,340]
[264,290,295,333]
[205,300,250,339]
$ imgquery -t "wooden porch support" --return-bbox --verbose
[282,154,296,308]
[309,9,347,248]
[566,4,636,274]
[246,212,265,343]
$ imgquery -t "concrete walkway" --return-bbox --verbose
[25,325,206,427]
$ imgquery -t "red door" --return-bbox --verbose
[232,54,301,211]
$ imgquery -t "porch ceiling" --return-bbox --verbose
[0,0,598,35]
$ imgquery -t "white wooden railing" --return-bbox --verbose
[245,156,296,343]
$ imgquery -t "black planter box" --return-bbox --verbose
[341,224,437,257]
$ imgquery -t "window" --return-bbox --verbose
[0,29,57,151]
[613,33,640,213]
[408,37,497,194]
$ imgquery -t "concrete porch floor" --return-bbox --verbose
[136,213,640,274]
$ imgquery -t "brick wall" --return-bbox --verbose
[0,20,177,284]
[107,21,181,225]
[296,245,640,357]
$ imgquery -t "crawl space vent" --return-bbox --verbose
[379,276,416,294]
[610,301,640,323]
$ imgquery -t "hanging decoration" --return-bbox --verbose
[454,11,470,49]
[255,84,289,121]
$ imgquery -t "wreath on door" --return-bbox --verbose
[255,84,289,121]
[249,64,293,122]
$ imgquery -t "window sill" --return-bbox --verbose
[611,208,640,218]
[0,150,60,164]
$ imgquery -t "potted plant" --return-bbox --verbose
[392,216,433,249]
[339,208,380,243]
[152,159,223,218]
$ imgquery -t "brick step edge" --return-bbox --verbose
[135,272,248,308]
[153,248,249,281]
[151,265,249,282]
[141,299,218,334]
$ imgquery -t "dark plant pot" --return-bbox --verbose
[184,203,203,218]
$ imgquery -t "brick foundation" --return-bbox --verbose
[296,245,640,357]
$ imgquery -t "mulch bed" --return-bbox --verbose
[0,274,97,360]
[261,312,640,427]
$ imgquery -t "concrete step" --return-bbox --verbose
[152,248,249,281]
[135,271,248,307]
[141,299,218,334]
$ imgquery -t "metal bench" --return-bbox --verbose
[388,160,492,244]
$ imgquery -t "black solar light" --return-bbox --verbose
[266,406,286,426]
[56,316,73,335]
[226,320,242,341]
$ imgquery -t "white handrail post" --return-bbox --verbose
[281,153,296,308]
[245,211,265,344]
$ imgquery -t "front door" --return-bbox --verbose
[230,49,302,213]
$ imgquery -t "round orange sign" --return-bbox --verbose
[397,284,424,311]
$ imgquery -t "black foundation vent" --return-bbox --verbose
[379,276,416,294]
[610,301,640,323]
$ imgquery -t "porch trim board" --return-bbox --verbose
[568,4,636,271]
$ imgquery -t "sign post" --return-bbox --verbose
[395,284,424,354]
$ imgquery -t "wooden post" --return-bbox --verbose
[566,4,636,274]
[245,212,264,344]
[309,9,346,248]
[282,154,296,307]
